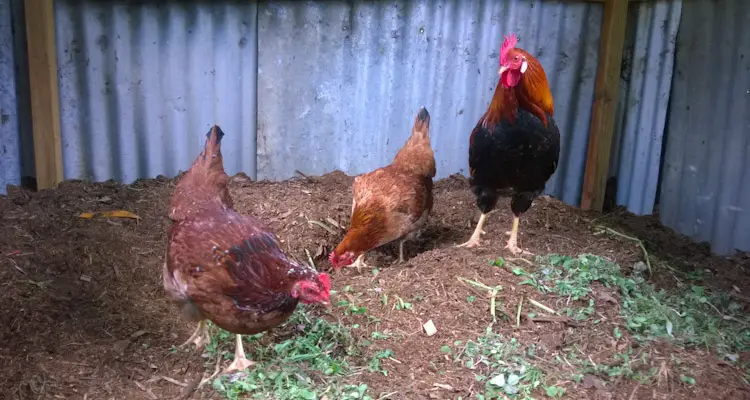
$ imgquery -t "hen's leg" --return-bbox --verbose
[181,319,210,349]
[225,334,254,373]
[396,240,406,263]
[350,254,369,273]
[457,213,488,248]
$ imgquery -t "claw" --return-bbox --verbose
[457,237,481,248]
[223,334,254,373]
[504,242,534,256]
[351,254,370,274]
[181,320,210,349]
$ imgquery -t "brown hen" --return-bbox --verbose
[329,107,435,271]
[164,126,331,373]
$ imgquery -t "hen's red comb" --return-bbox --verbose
[319,273,331,293]
[328,251,336,265]
[500,33,518,64]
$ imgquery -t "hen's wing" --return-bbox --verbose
[167,212,308,320]
[352,166,432,245]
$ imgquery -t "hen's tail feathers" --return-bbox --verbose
[412,107,430,136]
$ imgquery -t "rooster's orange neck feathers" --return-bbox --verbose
[481,49,554,129]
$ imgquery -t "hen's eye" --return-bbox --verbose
[514,55,519,60]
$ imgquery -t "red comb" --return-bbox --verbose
[500,33,518,64]
[319,273,331,293]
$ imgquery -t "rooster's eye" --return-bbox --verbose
[514,56,519,61]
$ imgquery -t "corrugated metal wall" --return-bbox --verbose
[257,0,603,206]
[660,0,750,255]
[54,0,258,182]
[609,0,681,215]
[0,0,20,195]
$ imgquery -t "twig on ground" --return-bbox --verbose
[295,170,314,182]
[528,298,556,314]
[516,296,524,327]
[304,249,315,269]
[307,220,338,235]
[197,355,223,390]
[595,225,652,274]
[457,277,503,323]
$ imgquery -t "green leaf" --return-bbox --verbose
[546,386,565,398]
[440,345,451,354]
[680,375,696,385]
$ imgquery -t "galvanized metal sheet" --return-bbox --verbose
[257,0,604,206]
[660,0,750,255]
[54,0,258,182]
[0,0,20,194]
[609,0,682,215]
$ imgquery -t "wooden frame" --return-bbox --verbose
[25,0,63,190]
[580,0,631,211]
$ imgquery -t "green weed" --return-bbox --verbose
[454,327,546,399]
[209,306,368,400]
[516,254,750,358]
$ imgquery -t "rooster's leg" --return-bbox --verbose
[224,334,254,373]
[457,213,488,248]
[504,216,534,256]
[181,319,210,349]
[351,254,369,273]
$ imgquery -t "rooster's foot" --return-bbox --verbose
[181,320,210,349]
[504,241,534,256]
[457,237,481,248]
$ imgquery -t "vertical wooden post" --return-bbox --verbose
[25,0,63,189]
[580,0,629,211]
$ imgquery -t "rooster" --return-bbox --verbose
[330,107,435,271]
[457,34,560,255]
[164,126,331,373]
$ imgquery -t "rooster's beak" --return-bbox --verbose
[498,65,508,76]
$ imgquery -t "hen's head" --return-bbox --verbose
[291,273,331,306]
[499,33,528,88]
[329,250,356,271]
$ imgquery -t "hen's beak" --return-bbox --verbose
[498,65,508,76]
[320,299,331,308]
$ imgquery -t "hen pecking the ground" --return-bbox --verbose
[330,107,436,272]
[164,126,331,374]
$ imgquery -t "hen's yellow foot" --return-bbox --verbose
[224,334,255,373]
[225,356,254,373]
[351,254,370,273]
[181,320,210,349]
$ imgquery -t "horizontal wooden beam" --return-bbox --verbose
[25,0,63,190]
[580,0,629,211]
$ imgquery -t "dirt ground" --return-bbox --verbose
[1,171,748,400]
